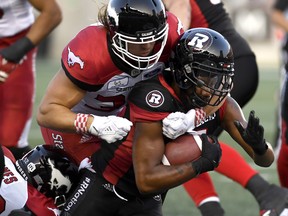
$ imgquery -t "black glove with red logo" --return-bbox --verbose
[234,110,268,155]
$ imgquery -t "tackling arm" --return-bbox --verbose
[37,69,87,132]
[37,69,132,143]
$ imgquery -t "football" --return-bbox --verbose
[162,133,203,165]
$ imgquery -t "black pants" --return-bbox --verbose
[60,169,163,216]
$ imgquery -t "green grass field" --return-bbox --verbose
[30,58,281,216]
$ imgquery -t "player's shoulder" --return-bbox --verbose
[61,23,119,88]
[62,23,108,68]
[129,75,167,98]
[128,73,175,111]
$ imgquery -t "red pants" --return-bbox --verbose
[0,45,36,148]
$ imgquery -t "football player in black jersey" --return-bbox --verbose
[163,1,288,216]
[59,28,275,216]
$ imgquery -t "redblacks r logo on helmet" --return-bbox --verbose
[146,90,164,108]
[188,33,210,49]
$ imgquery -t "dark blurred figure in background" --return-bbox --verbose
[271,0,288,189]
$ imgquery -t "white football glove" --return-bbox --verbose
[162,109,206,139]
[89,115,133,143]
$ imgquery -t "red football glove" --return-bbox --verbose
[0,55,18,83]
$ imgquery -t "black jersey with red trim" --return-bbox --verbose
[60,12,183,117]
[189,0,253,58]
[92,72,226,197]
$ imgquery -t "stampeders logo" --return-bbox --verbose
[67,47,84,69]
[145,90,164,108]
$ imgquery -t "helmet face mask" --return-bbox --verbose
[107,0,168,70]
[171,28,234,107]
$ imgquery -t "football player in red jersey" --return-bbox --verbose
[0,144,78,216]
[0,0,62,160]
[163,1,288,215]
[37,0,222,166]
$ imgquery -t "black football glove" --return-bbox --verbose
[192,134,222,175]
[234,110,268,155]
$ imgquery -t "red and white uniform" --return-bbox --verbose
[41,12,184,164]
[0,0,37,148]
[0,146,59,216]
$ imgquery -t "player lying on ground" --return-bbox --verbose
[0,144,79,216]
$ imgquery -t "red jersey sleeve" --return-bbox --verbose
[61,24,119,88]
[159,11,184,63]
[129,102,169,123]
[26,184,60,216]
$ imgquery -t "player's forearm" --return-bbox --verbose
[27,0,62,45]
[135,163,197,195]
[37,105,81,133]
